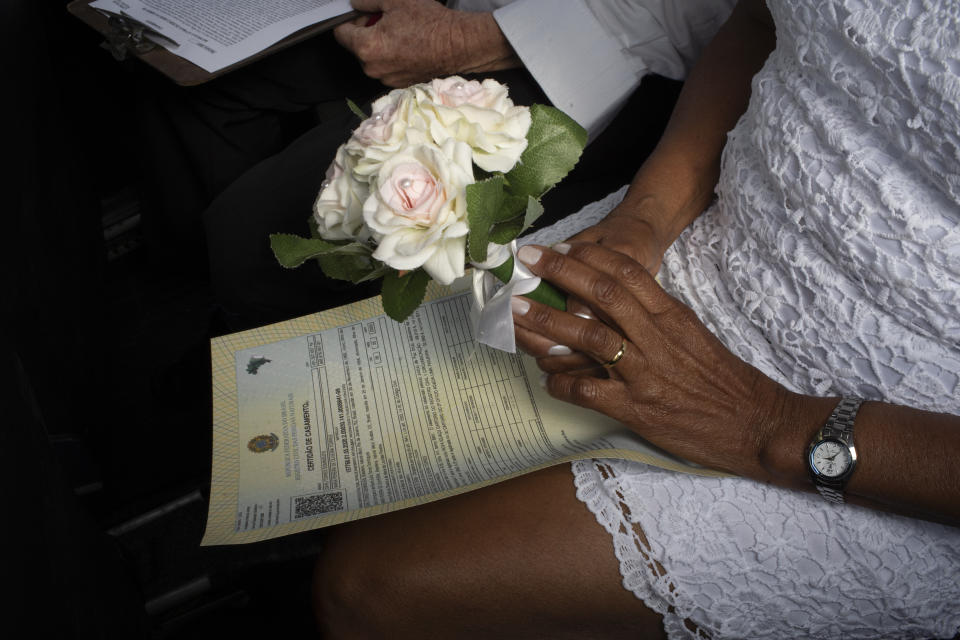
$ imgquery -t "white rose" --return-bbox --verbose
[429,77,493,108]
[416,77,531,173]
[313,145,370,242]
[345,88,436,179]
[346,89,411,157]
[364,138,474,285]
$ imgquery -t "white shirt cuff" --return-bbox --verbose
[493,0,644,140]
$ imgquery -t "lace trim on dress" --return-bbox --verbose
[571,458,713,640]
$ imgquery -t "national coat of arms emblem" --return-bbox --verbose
[247,433,280,453]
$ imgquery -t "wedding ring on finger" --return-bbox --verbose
[602,340,627,369]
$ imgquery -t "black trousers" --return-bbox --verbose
[134,33,385,270]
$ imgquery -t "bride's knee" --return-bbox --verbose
[312,546,374,636]
[311,528,414,637]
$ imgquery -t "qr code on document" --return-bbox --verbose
[293,490,345,519]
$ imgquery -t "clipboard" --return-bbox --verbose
[66,0,360,86]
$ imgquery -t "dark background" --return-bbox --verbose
[6,3,327,637]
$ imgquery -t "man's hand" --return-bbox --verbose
[334,0,520,87]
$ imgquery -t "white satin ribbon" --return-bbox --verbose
[470,240,541,352]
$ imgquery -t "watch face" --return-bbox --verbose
[811,440,851,478]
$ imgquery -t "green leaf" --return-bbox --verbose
[505,104,587,200]
[346,98,367,121]
[520,196,545,233]
[485,197,543,245]
[467,177,531,263]
[355,264,390,283]
[271,233,383,283]
[315,252,378,283]
[270,233,342,268]
[317,242,382,283]
[381,269,430,323]
[324,242,376,256]
[466,177,505,263]
[488,219,523,245]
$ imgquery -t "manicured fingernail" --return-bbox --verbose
[511,297,530,316]
[539,373,548,388]
[517,245,542,265]
[547,344,572,356]
[552,242,571,254]
[574,311,594,320]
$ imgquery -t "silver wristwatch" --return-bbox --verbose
[808,397,863,503]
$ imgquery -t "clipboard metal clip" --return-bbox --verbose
[101,13,158,60]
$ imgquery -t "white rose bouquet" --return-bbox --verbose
[270,77,586,342]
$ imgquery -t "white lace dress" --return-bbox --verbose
[523,1,960,638]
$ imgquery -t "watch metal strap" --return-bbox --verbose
[813,397,864,503]
[820,397,862,445]
[817,484,846,504]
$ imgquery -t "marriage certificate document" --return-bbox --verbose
[202,280,724,545]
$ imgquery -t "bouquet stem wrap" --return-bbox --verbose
[470,241,565,352]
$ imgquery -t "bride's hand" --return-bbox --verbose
[511,242,788,478]
[516,201,671,374]
[564,201,669,275]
